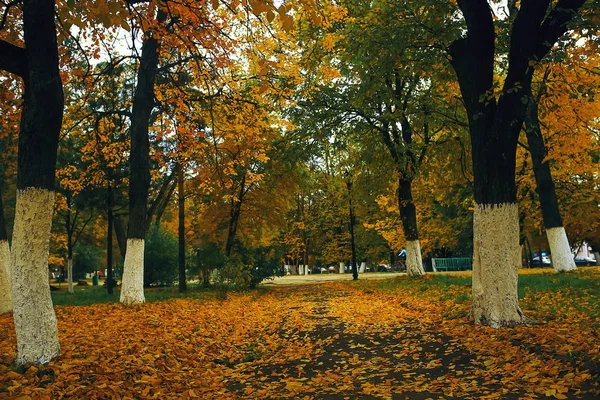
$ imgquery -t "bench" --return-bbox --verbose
[432,258,472,272]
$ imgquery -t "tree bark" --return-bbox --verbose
[524,91,576,272]
[120,9,165,305]
[114,215,127,258]
[177,162,187,292]
[146,169,176,231]
[66,195,74,294]
[0,180,12,314]
[0,0,64,365]
[225,174,246,258]
[347,181,358,280]
[398,178,424,276]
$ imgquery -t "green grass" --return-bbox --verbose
[354,267,600,322]
[50,283,219,306]
[50,280,273,307]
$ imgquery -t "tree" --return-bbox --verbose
[119,6,167,305]
[0,0,63,364]
[448,0,587,326]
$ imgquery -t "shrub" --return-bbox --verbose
[218,246,283,290]
[144,227,178,287]
[73,243,103,280]
[192,242,227,288]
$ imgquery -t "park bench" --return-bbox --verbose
[431,258,472,272]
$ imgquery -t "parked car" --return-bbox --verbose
[574,257,597,266]
[531,253,551,267]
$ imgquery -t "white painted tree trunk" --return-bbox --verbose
[11,188,60,365]
[472,203,526,327]
[406,240,425,276]
[339,262,345,274]
[0,239,12,314]
[119,238,146,305]
[299,265,304,275]
[304,265,309,275]
[546,227,576,273]
[67,258,74,294]
[359,262,366,273]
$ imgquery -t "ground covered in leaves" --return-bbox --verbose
[1,268,599,399]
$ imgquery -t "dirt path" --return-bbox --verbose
[221,284,522,399]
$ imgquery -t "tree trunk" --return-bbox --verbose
[347,182,358,280]
[225,173,246,258]
[225,199,241,258]
[120,11,164,305]
[0,182,12,314]
[177,162,186,292]
[114,215,127,258]
[0,239,10,314]
[3,0,64,365]
[472,204,525,327]
[107,188,114,295]
[398,178,424,276]
[67,258,73,294]
[524,92,576,272]
[153,178,177,228]
[66,201,74,294]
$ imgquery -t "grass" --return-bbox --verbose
[354,266,600,324]
[50,281,272,306]
[50,268,600,323]
[50,283,218,306]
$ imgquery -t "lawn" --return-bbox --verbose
[1,268,599,399]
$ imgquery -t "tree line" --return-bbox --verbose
[0,0,598,365]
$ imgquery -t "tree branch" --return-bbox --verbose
[0,39,27,79]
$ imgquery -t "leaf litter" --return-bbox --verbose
[0,272,599,399]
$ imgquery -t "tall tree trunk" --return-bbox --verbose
[0,180,11,314]
[107,184,114,294]
[346,181,358,280]
[120,11,165,305]
[153,178,177,228]
[225,200,241,258]
[177,162,186,292]
[398,177,424,276]
[66,195,74,294]
[225,174,245,258]
[2,0,64,365]
[524,91,576,272]
[146,169,176,231]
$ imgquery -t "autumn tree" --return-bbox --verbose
[447,0,588,326]
[0,0,63,364]
[517,49,600,261]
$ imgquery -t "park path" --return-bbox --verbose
[220,283,514,399]
[262,272,407,287]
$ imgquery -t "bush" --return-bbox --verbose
[217,246,283,290]
[144,227,178,287]
[73,243,103,280]
[193,242,227,288]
